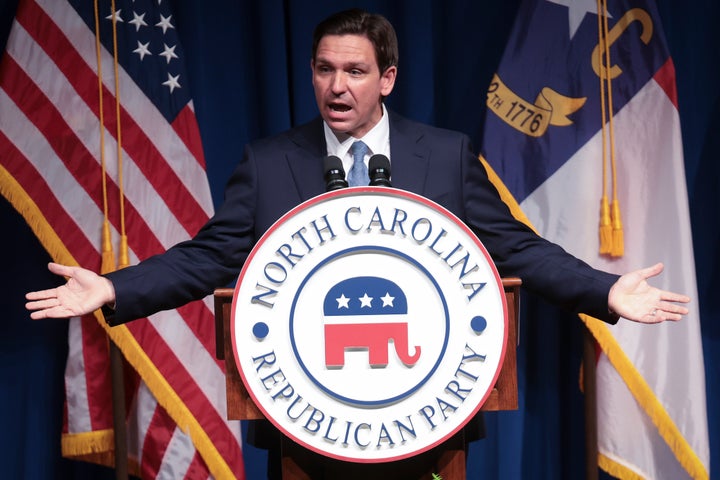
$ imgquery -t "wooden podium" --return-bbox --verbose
[214,278,520,479]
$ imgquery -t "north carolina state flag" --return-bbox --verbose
[482,1,709,478]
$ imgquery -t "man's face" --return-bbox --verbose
[311,34,397,139]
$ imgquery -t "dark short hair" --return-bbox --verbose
[312,9,399,73]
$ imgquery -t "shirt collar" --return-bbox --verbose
[323,104,391,163]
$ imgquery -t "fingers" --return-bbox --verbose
[641,300,689,324]
[660,290,691,304]
[639,262,664,280]
[25,284,68,320]
[26,262,75,300]
[47,262,74,277]
[29,308,56,320]
[642,311,665,324]
[26,296,77,320]
[26,297,58,309]
[25,288,58,301]
[658,300,689,316]
[28,306,71,320]
[652,309,683,322]
[29,310,47,320]
[25,296,59,320]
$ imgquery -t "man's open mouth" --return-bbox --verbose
[329,103,351,112]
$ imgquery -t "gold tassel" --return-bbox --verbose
[100,220,116,274]
[599,195,612,254]
[611,200,624,257]
[117,234,130,269]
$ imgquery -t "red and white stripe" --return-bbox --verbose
[0,0,244,477]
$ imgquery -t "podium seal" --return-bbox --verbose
[231,187,507,462]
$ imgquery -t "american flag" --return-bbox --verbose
[0,0,244,478]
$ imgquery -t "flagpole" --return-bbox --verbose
[109,341,129,480]
[583,325,599,480]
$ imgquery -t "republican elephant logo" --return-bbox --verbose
[323,276,421,368]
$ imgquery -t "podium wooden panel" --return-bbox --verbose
[214,278,520,479]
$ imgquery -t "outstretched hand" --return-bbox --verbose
[608,263,690,324]
[25,262,116,320]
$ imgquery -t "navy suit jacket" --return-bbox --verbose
[106,111,619,325]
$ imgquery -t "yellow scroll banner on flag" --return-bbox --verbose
[486,74,586,137]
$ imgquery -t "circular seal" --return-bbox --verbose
[231,187,507,463]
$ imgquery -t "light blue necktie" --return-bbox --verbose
[348,141,369,187]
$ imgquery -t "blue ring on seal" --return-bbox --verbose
[289,246,450,407]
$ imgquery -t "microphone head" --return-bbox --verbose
[323,155,348,191]
[323,155,343,173]
[368,154,391,187]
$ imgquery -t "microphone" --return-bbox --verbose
[323,155,348,191]
[368,154,391,187]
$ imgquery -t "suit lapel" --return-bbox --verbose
[285,118,328,202]
[388,112,429,195]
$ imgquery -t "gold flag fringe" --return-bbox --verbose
[61,430,117,470]
[598,453,646,480]
[100,316,237,479]
[583,316,708,480]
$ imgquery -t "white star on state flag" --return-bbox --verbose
[546,0,610,39]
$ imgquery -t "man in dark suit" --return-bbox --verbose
[27,9,687,337]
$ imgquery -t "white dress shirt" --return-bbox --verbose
[323,104,391,180]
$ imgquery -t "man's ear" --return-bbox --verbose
[380,66,397,97]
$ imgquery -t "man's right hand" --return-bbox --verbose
[25,262,116,320]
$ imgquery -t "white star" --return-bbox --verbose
[129,11,147,32]
[380,292,395,307]
[133,41,151,61]
[159,43,178,64]
[105,8,123,23]
[156,14,175,34]
[162,72,181,93]
[358,293,373,308]
[546,0,611,39]
[336,294,350,309]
